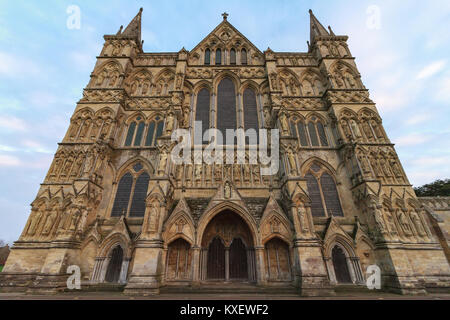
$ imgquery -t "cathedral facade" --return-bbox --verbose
[1,9,449,296]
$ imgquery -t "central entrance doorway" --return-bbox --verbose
[201,210,256,282]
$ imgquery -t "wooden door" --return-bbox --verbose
[105,246,123,283]
[332,246,352,283]
[207,237,225,280]
[229,238,248,280]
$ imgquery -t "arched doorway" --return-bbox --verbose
[201,210,256,282]
[332,245,351,284]
[264,238,292,281]
[105,246,123,283]
[166,238,192,280]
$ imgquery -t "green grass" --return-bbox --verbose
[0,265,3,272]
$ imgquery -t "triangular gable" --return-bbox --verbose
[203,180,249,214]
[190,18,263,57]
[323,216,353,244]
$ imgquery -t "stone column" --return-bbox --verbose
[191,245,201,285]
[119,258,130,284]
[255,246,266,285]
[225,247,230,281]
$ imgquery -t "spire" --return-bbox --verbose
[309,9,329,43]
[122,8,143,42]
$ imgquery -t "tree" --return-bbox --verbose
[414,179,450,197]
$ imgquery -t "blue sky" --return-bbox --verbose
[0,0,449,244]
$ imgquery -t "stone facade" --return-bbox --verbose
[1,9,449,296]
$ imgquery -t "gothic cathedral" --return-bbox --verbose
[1,9,449,296]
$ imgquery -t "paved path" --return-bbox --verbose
[1,292,449,300]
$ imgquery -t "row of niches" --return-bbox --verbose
[338,109,388,144]
[354,147,407,185]
[66,108,114,143]
[45,144,107,184]
[171,163,278,188]
[374,202,434,243]
[276,55,317,67]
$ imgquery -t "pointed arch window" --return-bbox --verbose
[217,77,237,142]
[195,88,211,141]
[129,172,150,217]
[145,116,164,147]
[243,88,259,144]
[111,164,150,218]
[290,118,308,147]
[204,49,210,65]
[125,116,145,146]
[241,49,247,65]
[230,48,236,65]
[215,49,222,65]
[111,172,133,217]
[305,166,343,217]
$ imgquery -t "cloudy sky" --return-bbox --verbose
[0,0,449,244]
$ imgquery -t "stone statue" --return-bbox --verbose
[83,151,94,177]
[147,202,160,233]
[263,107,272,129]
[350,119,362,139]
[340,119,352,140]
[25,209,42,236]
[398,211,412,236]
[410,211,426,237]
[224,182,232,199]
[384,209,398,236]
[165,111,175,135]
[278,111,289,135]
[297,206,309,233]
[42,209,58,235]
[158,150,168,175]
[374,208,387,235]
[286,147,298,175]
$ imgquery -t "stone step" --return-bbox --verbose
[70,282,126,293]
[161,283,298,295]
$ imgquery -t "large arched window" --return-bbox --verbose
[243,88,259,144]
[241,49,247,65]
[217,78,237,142]
[290,118,308,147]
[291,116,329,147]
[230,48,236,65]
[305,164,343,217]
[111,163,150,217]
[195,88,211,141]
[204,49,210,65]
[215,49,222,65]
[145,116,164,146]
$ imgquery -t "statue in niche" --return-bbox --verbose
[42,209,58,235]
[410,211,426,237]
[224,181,232,199]
[340,119,352,140]
[278,111,289,135]
[269,72,278,90]
[263,107,272,129]
[349,119,362,139]
[383,209,398,236]
[214,164,222,182]
[100,118,112,138]
[362,121,374,141]
[397,211,412,236]
[158,150,168,175]
[147,202,160,233]
[359,155,372,176]
[90,118,102,140]
[61,157,73,177]
[82,151,94,177]
[374,208,387,235]
[165,111,175,135]
[68,207,81,232]
[25,209,42,236]
[233,164,241,182]
[370,120,384,140]
[194,163,202,181]
[181,105,190,128]
[96,71,106,87]
[286,147,298,175]
[69,119,81,140]
[48,157,62,178]
[252,165,260,183]
[297,205,309,233]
